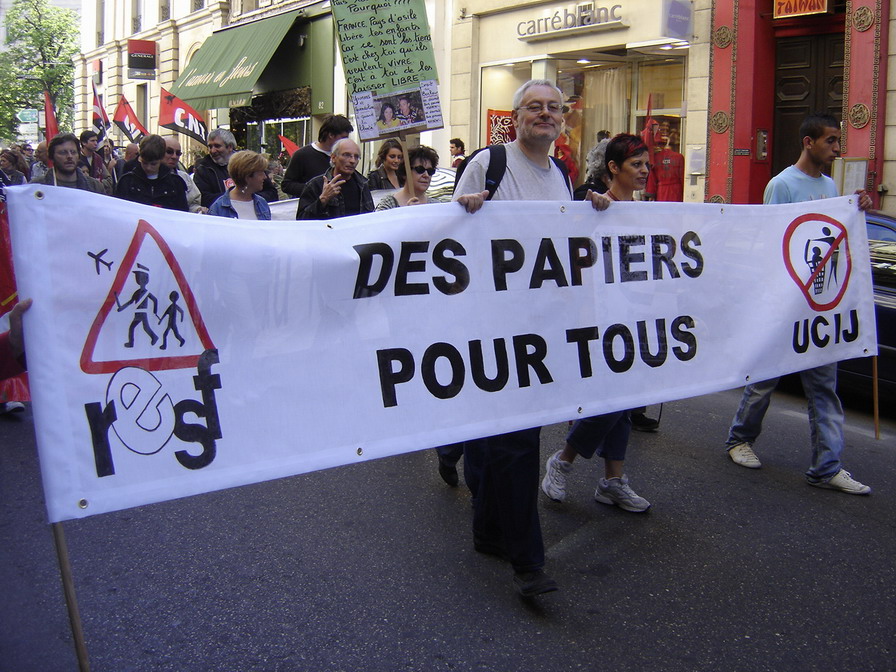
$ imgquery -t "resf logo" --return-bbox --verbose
[81,220,223,477]
[782,213,852,312]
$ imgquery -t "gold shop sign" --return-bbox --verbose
[773,0,831,19]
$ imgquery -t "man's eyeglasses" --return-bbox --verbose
[166,148,183,156]
[518,102,563,114]
[411,165,436,175]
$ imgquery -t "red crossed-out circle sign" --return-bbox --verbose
[781,213,852,312]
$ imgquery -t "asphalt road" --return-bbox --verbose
[2,387,894,672]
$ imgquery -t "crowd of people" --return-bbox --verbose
[1,79,875,600]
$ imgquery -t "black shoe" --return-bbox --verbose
[630,412,659,432]
[437,456,459,487]
[513,569,558,597]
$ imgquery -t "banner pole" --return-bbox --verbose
[399,132,414,202]
[51,522,91,672]
[872,356,880,440]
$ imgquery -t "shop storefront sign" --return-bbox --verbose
[516,3,624,40]
[773,0,831,19]
[331,0,444,141]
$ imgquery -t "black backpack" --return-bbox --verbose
[453,144,572,200]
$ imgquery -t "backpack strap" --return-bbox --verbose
[549,156,573,198]
[453,145,507,201]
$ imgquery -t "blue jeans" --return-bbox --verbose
[725,363,843,481]
[566,411,631,462]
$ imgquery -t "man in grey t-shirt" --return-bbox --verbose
[453,79,610,597]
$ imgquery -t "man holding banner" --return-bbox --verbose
[453,79,611,597]
[724,112,873,495]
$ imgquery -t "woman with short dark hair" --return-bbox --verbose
[0,149,25,186]
[541,132,654,513]
[375,146,440,209]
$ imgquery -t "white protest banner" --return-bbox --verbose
[6,187,876,522]
[331,0,443,140]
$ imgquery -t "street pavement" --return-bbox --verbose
[1,386,894,671]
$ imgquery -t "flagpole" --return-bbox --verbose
[872,355,880,440]
[51,522,91,672]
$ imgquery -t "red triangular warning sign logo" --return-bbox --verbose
[80,219,215,374]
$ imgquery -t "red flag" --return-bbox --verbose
[43,90,58,141]
[0,199,30,403]
[278,135,299,157]
[112,95,149,142]
[91,81,111,140]
[158,88,208,145]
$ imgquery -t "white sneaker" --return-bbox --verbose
[728,442,761,469]
[808,469,871,495]
[594,476,651,512]
[0,401,25,414]
[541,450,572,502]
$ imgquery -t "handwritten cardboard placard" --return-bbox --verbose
[331,0,443,140]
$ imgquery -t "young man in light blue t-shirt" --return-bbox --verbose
[724,113,874,494]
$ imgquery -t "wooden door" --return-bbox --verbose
[772,33,844,178]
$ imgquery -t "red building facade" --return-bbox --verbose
[705,1,888,206]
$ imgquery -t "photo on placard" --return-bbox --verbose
[372,89,427,136]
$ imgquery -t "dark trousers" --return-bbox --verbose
[463,427,544,573]
[566,411,632,462]
[435,442,464,465]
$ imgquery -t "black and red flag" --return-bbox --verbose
[159,88,208,145]
[91,81,112,141]
[112,95,149,142]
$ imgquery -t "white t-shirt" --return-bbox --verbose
[230,198,258,220]
[452,141,571,202]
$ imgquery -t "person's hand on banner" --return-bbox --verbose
[585,189,612,211]
[854,189,872,212]
[8,298,31,358]
[456,190,489,214]
[319,174,347,206]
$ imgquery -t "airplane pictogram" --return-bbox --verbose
[88,248,114,274]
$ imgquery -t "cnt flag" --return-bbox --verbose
[159,88,208,145]
[91,81,112,141]
[113,95,149,142]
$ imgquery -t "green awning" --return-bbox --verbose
[169,10,305,110]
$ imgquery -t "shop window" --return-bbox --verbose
[95,0,104,47]
[136,84,148,128]
[131,0,142,33]
[637,61,684,112]
[246,118,311,163]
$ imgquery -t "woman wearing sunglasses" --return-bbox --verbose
[375,145,440,210]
